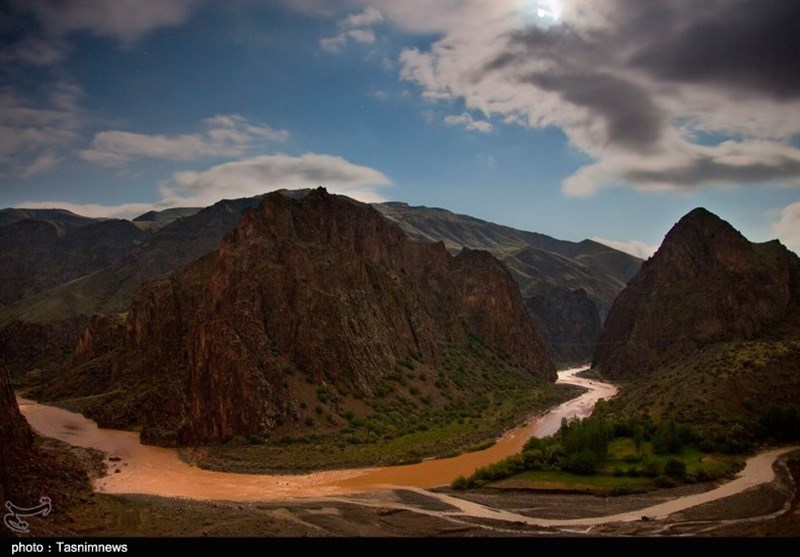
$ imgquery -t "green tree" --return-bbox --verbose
[664,457,687,478]
[633,422,645,457]
[653,416,682,454]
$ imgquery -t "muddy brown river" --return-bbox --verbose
[17,367,797,526]
[18,367,610,499]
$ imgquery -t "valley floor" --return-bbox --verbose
[9,443,799,538]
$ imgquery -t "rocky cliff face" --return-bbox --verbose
[593,207,800,378]
[527,287,601,365]
[0,362,34,503]
[79,189,554,446]
[0,317,89,376]
[375,201,642,364]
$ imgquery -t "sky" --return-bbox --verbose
[1,0,798,258]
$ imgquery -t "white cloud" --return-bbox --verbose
[0,83,83,177]
[320,35,348,53]
[81,115,288,166]
[344,6,383,28]
[16,153,392,219]
[320,6,383,53]
[162,153,392,206]
[19,152,61,177]
[346,28,376,44]
[0,36,67,65]
[771,202,800,253]
[17,153,393,219]
[387,0,800,197]
[19,0,198,44]
[444,113,493,133]
[591,237,658,260]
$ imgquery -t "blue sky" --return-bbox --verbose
[1,0,798,257]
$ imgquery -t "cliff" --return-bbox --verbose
[74,188,555,446]
[0,362,34,503]
[526,287,601,365]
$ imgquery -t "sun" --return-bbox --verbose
[524,0,563,24]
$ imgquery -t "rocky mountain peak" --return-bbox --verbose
[69,188,554,446]
[592,207,799,378]
[655,207,759,279]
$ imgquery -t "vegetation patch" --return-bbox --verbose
[450,413,747,494]
[196,339,573,472]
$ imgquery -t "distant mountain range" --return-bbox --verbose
[0,190,642,367]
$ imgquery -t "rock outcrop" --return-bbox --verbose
[0,362,34,503]
[0,317,89,376]
[78,189,554,446]
[526,287,601,365]
[593,207,800,378]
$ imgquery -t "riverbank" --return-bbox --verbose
[9,367,799,537]
[10,439,799,537]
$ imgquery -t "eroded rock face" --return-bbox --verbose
[72,314,126,367]
[593,207,800,378]
[0,317,89,375]
[0,362,33,502]
[527,287,601,366]
[84,189,554,446]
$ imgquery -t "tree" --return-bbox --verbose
[653,416,681,454]
[664,457,687,478]
[633,422,645,457]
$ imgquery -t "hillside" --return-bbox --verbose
[375,202,643,363]
[38,189,556,449]
[0,215,148,306]
[591,207,800,428]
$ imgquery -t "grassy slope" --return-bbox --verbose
[595,340,800,427]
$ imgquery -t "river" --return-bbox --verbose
[18,366,610,499]
[16,367,797,527]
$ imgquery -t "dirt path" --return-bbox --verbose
[16,369,798,531]
[325,446,799,530]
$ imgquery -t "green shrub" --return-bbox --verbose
[664,457,687,478]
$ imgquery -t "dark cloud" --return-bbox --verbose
[630,0,800,100]
[525,72,665,151]
[485,25,599,74]
[624,156,800,187]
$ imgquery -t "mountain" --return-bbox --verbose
[374,202,641,311]
[132,207,203,231]
[1,195,267,325]
[0,217,149,306]
[591,207,800,427]
[593,208,800,378]
[0,191,638,374]
[374,202,642,364]
[48,188,554,446]
[0,208,98,228]
[525,287,602,366]
[0,196,267,375]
